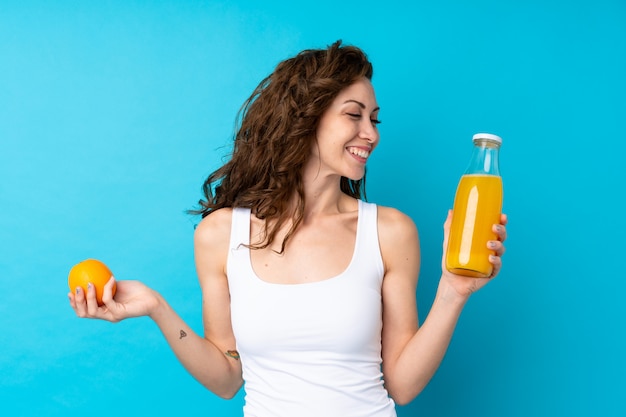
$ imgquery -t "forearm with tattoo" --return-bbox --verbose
[177,329,238,361]
[225,350,240,360]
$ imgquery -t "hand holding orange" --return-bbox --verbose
[68,259,116,306]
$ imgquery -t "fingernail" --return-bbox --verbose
[87,282,93,289]
[488,241,497,249]
[75,287,81,294]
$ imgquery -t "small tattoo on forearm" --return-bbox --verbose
[179,330,187,339]
[225,350,240,360]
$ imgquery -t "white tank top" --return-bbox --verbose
[227,199,397,417]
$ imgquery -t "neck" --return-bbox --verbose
[305,182,342,212]
[297,177,359,223]
[292,157,358,219]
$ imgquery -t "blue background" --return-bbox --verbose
[1,1,625,416]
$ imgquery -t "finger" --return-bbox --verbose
[74,286,87,317]
[492,223,507,242]
[487,240,506,257]
[489,254,503,277]
[102,276,116,306]
[85,283,99,316]
[442,209,453,250]
[68,292,76,309]
[500,213,508,226]
[444,209,453,226]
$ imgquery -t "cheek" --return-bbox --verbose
[315,125,344,152]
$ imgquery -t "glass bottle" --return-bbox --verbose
[446,133,503,278]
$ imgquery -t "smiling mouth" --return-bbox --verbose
[347,147,370,159]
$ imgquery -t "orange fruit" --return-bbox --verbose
[68,259,116,306]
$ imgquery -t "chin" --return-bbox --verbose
[344,170,366,182]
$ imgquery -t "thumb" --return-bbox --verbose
[441,209,453,273]
[442,209,453,252]
[101,275,117,305]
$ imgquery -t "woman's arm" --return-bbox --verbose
[68,208,243,399]
[378,208,506,405]
[186,208,243,397]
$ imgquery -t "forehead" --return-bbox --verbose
[333,78,378,108]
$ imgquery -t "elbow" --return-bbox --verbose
[208,378,244,400]
[386,382,425,406]
[391,393,416,407]
[217,390,238,400]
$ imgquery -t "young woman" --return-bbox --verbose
[69,40,507,417]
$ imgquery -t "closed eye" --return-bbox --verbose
[347,113,381,126]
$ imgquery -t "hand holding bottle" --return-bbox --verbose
[441,209,507,298]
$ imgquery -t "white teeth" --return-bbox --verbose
[348,147,370,158]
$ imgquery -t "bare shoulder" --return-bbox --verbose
[194,208,234,282]
[376,205,420,274]
[194,208,233,245]
[377,205,419,244]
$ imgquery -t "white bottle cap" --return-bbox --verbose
[473,133,502,144]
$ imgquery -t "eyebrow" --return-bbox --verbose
[343,99,380,112]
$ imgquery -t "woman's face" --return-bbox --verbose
[309,77,380,182]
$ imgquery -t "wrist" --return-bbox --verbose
[148,291,169,322]
[434,279,470,309]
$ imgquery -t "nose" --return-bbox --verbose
[360,119,379,144]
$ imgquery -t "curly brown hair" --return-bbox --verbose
[191,40,374,253]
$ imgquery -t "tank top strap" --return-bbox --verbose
[230,207,251,251]
[356,200,384,279]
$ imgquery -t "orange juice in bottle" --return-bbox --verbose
[446,133,503,278]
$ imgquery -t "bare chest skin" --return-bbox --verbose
[249,210,359,284]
